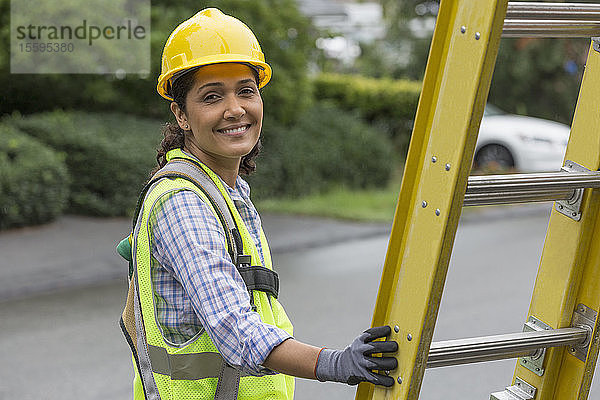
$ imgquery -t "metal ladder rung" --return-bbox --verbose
[464,170,600,207]
[503,2,600,37]
[465,189,575,206]
[427,327,587,368]
[503,20,600,38]
[506,2,600,21]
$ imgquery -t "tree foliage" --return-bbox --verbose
[344,0,590,124]
[489,38,588,124]
[0,0,317,125]
[341,0,436,79]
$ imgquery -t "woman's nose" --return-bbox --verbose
[223,95,245,120]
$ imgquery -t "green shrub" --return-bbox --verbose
[0,124,69,229]
[313,73,422,154]
[249,102,395,198]
[1,103,392,217]
[3,111,162,216]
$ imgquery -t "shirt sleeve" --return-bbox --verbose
[150,189,291,375]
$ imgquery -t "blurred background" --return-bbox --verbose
[1,0,599,399]
[0,0,592,226]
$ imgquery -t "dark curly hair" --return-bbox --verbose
[152,66,262,176]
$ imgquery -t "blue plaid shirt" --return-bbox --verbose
[148,168,291,375]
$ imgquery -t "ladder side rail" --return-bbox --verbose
[355,0,509,399]
[508,41,600,400]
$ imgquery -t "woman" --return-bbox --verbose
[124,8,397,399]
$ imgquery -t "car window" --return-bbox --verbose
[484,104,506,116]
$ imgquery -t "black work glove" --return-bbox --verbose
[315,325,398,387]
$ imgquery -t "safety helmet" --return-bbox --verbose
[157,8,272,101]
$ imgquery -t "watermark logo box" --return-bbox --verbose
[11,0,150,75]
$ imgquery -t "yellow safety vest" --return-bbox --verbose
[127,148,294,400]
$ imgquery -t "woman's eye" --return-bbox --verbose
[203,93,219,102]
[239,87,255,95]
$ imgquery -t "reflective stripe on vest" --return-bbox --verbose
[149,345,227,379]
[132,148,294,400]
[147,344,257,381]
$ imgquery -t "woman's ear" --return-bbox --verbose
[170,102,189,130]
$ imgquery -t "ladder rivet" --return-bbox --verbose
[432,156,437,163]
[570,347,576,352]
[572,212,577,217]
[475,32,481,40]
[460,26,466,34]
[435,209,441,216]
[522,360,527,364]
[397,377,402,384]
[580,306,586,312]
[558,205,563,210]
[536,368,540,372]
[422,201,428,208]
[445,163,451,171]
[394,325,400,333]
[407,333,413,341]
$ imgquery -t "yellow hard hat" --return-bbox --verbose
[157,8,272,101]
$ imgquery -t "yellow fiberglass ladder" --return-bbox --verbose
[355,1,600,400]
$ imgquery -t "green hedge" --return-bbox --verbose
[3,111,162,216]
[0,124,69,229]
[313,73,422,154]
[2,105,393,220]
[249,102,395,198]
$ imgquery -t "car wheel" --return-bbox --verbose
[474,144,515,172]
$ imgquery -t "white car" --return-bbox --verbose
[473,104,570,172]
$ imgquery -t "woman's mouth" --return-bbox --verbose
[217,124,251,136]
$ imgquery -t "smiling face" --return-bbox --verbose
[171,63,263,183]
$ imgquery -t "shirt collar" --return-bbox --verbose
[176,148,251,200]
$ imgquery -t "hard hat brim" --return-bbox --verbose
[157,55,272,101]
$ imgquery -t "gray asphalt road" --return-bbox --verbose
[1,206,599,399]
